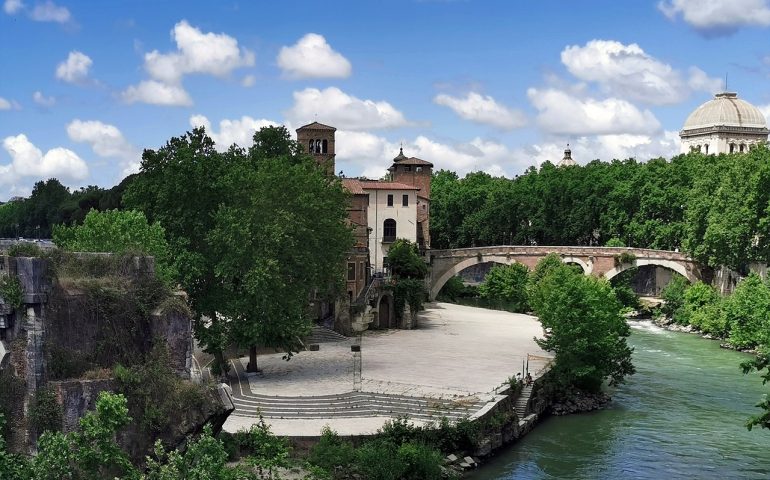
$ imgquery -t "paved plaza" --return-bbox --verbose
[223,302,550,436]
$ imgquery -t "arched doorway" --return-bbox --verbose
[378,295,392,329]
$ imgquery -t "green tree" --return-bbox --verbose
[385,239,428,319]
[723,274,770,350]
[659,275,689,323]
[125,126,352,374]
[530,264,634,392]
[478,263,529,312]
[52,209,176,283]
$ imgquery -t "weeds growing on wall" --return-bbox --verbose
[29,387,62,436]
[7,243,43,258]
[0,276,23,309]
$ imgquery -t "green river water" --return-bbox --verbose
[468,320,770,480]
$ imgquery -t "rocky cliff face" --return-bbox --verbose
[0,252,232,457]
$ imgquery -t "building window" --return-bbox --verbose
[740,144,746,153]
[383,219,396,242]
[404,166,411,172]
[704,144,709,154]
[402,194,409,207]
[347,262,356,281]
[416,166,422,172]
[730,143,736,153]
[387,194,393,207]
[360,261,365,280]
[366,194,370,205]
[308,140,314,153]
[322,139,328,153]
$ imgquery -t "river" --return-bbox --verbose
[468,320,770,480]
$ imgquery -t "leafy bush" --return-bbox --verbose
[396,442,443,480]
[307,426,356,476]
[479,263,529,313]
[233,417,290,477]
[605,237,625,247]
[7,242,43,258]
[437,275,465,302]
[724,274,770,350]
[354,439,405,480]
[0,276,23,309]
[660,275,689,322]
[114,343,207,435]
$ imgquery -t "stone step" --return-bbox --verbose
[304,326,349,344]
[231,407,470,421]
[232,401,475,417]
[233,392,479,409]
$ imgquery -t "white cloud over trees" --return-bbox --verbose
[286,87,409,130]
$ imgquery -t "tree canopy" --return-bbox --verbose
[124,125,352,372]
[529,261,634,392]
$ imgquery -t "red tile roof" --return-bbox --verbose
[296,121,336,131]
[342,178,420,193]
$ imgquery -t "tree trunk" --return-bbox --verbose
[247,344,258,373]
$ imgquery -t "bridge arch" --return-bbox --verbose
[604,258,695,283]
[561,256,592,275]
[430,255,515,300]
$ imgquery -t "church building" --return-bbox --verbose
[679,92,769,155]
[296,121,433,331]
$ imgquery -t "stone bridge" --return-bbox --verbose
[428,246,706,300]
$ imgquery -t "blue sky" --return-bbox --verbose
[2,0,770,201]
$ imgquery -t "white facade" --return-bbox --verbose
[364,188,418,273]
[680,92,769,155]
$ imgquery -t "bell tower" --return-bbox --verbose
[296,122,336,176]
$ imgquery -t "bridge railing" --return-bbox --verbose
[428,245,694,261]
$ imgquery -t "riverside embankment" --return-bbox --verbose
[467,320,770,479]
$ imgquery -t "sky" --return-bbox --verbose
[2,0,770,201]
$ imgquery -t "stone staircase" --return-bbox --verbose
[305,326,349,344]
[514,385,533,418]
[230,391,484,422]
[227,358,485,422]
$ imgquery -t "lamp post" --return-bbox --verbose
[351,335,362,392]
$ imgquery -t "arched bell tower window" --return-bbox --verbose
[322,139,328,154]
[309,140,314,153]
[383,219,396,242]
[315,139,322,153]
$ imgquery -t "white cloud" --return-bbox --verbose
[0,97,21,110]
[241,74,256,87]
[189,114,280,151]
[658,0,770,36]
[335,130,519,179]
[527,87,661,136]
[287,87,409,130]
[121,80,192,107]
[560,40,721,105]
[3,0,23,14]
[1,133,88,182]
[277,33,352,79]
[32,91,55,107]
[123,20,254,107]
[55,51,92,84]
[143,20,254,84]
[66,119,141,175]
[29,0,70,23]
[434,92,527,129]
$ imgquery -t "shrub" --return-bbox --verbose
[660,275,689,322]
[354,439,405,480]
[605,237,625,247]
[396,442,443,480]
[479,263,529,313]
[0,276,23,309]
[307,427,355,476]
[7,242,43,257]
[235,417,290,477]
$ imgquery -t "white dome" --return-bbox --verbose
[683,93,767,131]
